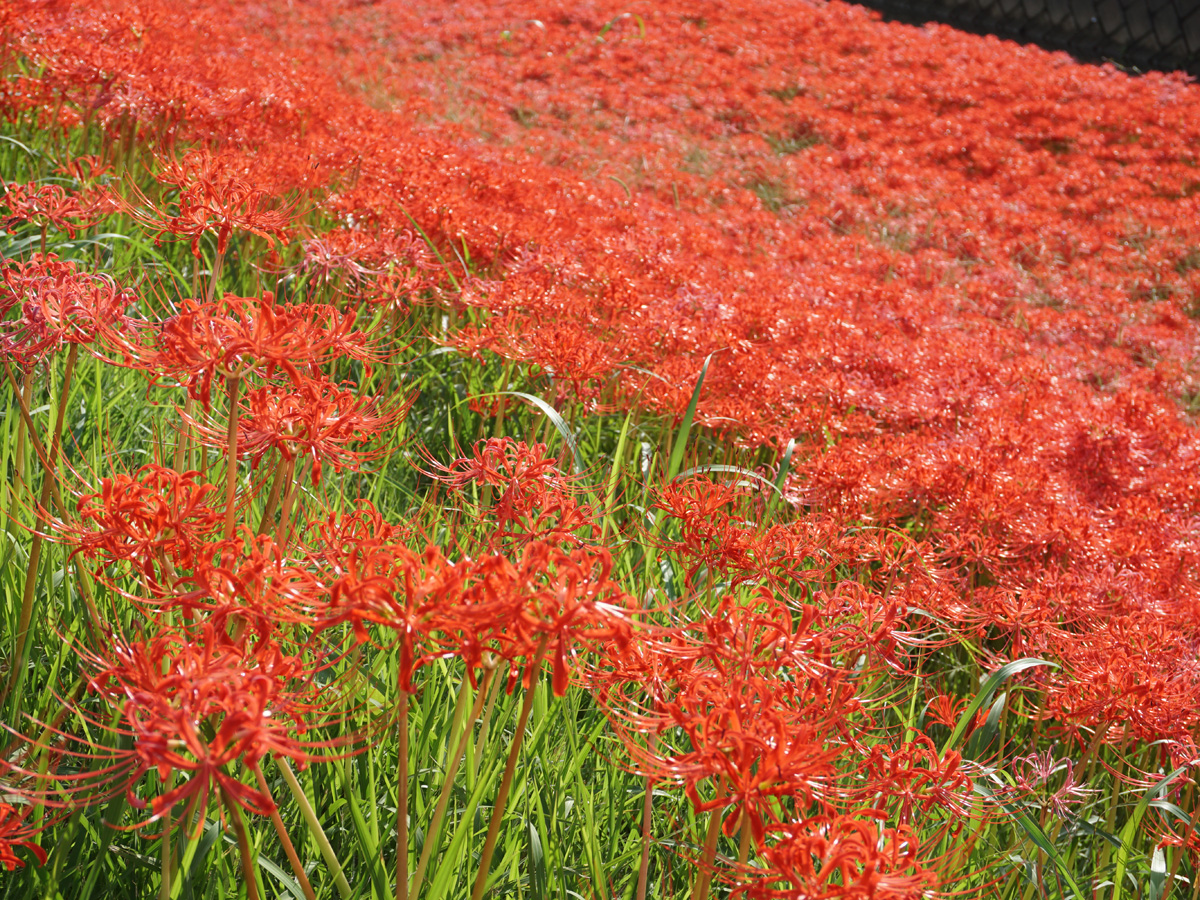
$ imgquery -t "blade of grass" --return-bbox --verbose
[672,463,781,495]
[665,354,712,483]
[942,659,1057,756]
[974,782,1086,900]
[1112,765,1190,900]
[333,756,390,900]
[498,391,583,473]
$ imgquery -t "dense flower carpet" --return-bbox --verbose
[1,0,1199,897]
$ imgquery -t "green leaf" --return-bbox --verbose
[1148,799,1192,827]
[391,205,462,291]
[600,409,634,541]
[975,782,1086,900]
[1112,765,1190,900]
[78,745,132,900]
[220,833,308,900]
[334,757,390,900]
[942,658,1057,755]
[673,463,782,496]
[773,437,796,493]
[527,821,547,900]
[665,355,712,483]
[965,691,1006,758]
[0,134,42,158]
[499,391,584,473]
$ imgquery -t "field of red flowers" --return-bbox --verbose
[2,0,1200,897]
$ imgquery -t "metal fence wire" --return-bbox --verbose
[851,0,1200,75]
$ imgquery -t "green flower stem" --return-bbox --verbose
[277,756,353,900]
[396,688,409,900]
[252,761,317,900]
[471,663,504,783]
[219,782,261,900]
[11,367,32,490]
[275,459,308,551]
[256,453,293,535]
[173,395,194,474]
[692,780,727,900]
[160,771,177,900]
[636,732,658,900]
[5,343,78,708]
[221,373,242,544]
[410,664,496,899]
[470,643,547,900]
[737,809,752,866]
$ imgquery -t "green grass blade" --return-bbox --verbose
[975,782,1086,900]
[600,409,633,541]
[665,354,712,483]
[942,658,1057,755]
[499,391,583,473]
[1112,765,1189,900]
[220,833,308,900]
[527,820,547,900]
[333,752,389,898]
[773,438,796,493]
[673,463,781,495]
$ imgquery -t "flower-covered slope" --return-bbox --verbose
[8,0,1200,754]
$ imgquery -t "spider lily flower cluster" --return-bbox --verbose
[2,0,1200,895]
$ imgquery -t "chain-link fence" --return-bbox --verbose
[852,0,1200,75]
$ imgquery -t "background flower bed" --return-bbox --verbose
[1,0,1200,898]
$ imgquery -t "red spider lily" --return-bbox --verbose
[0,803,47,871]
[601,597,864,845]
[848,737,973,825]
[992,750,1095,817]
[595,594,838,728]
[360,264,436,310]
[122,148,295,256]
[50,624,345,829]
[182,376,413,485]
[691,594,839,685]
[425,438,597,544]
[319,528,459,689]
[429,437,562,499]
[0,253,134,367]
[485,541,634,695]
[452,313,615,407]
[321,525,632,694]
[589,628,705,727]
[655,478,763,589]
[312,504,499,696]
[55,155,114,189]
[305,497,412,558]
[740,815,939,900]
[1,179,102,237]
[174,530,328,639]
[308,508,469,691]
[652,479,946,641]
[13,5,1200,895]
[313,469,632,694]
[656,676,848,845]
[296,227,435,302]
[923,693,967,731]
[112,292,379,406]
[66,464,221,587]
[298,231,383,287]
[1042,612,1200,755]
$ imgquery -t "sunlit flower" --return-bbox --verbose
[0,803,47,872]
